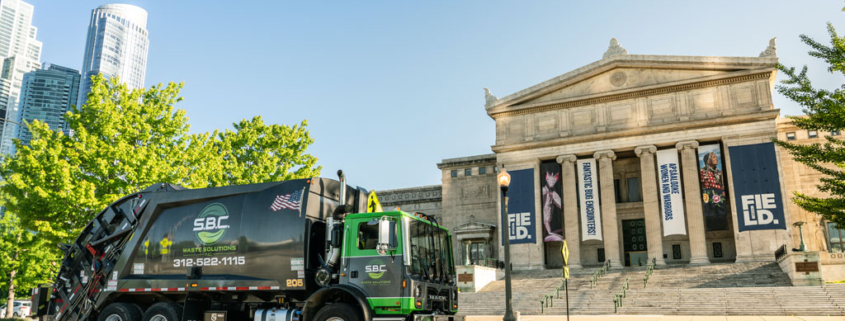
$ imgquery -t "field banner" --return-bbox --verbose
[698,143,729,231]
[577,159,603,241]
[728,142,787,232]
[541,160,564,242]
[656,149,687,236]
[501,169,536,245]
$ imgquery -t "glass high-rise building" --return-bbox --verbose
[13,63,80,151]
[77,4,148,108]
[0,0,42,155]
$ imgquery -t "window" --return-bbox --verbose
[614,179,622,203]
[479,167,486,175]
[465,169,472,176]
[627,177,642,202]
[832,129,840,136]
[808,130,818,138]
[451,170,457,178]
[598,248,605,263]
[713,242,723,258]
[672,244,683,259]
[786,132,796,141]
[829,223,845,253]
[494,166,498,173]
[357,222,380,250]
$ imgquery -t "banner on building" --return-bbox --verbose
[541,160,563,242]
[728,142,787,232]
[656,149,687,236]
[501,169,536,245]
[698,143,729,231]
[577,159,603,241]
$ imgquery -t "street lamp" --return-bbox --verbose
[498,168,517,321]
[793,221,806,252]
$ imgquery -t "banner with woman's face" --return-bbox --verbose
[697,143,729,231]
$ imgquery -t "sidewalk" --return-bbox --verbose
[465,316,845,321]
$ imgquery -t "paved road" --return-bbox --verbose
[465,315,845,321]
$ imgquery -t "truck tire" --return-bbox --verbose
[142,303,182,321]
[97,303,143,321]
[312,303,360,321]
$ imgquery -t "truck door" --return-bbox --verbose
[342,217,405,309]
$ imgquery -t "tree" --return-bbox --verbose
[0,214,56,318]
[0,75,321,309]
[774,21,845,228]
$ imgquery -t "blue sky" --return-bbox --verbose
[29,1,844,191]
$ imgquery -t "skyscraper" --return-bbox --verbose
[78,4,149,108]
[14,63,80,151]
[0,0,42,155]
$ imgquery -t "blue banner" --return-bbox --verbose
[728,142,787,232]
[501,169,536,245]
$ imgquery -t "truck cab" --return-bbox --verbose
[339,211,458,320]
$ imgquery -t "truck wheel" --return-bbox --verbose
[313,303,360,321]
[142,303,182,321]
[98,303,143,321]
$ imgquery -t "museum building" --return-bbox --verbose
[379,39,845,279]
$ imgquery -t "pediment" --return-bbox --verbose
[521,67,729,106]
[485,55,778,116]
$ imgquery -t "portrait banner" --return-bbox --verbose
[698,143,729,231]
[541,160,563,242]
[728,143,787,232]
[501,169,536,245]
[656,149,687,236]
[577,159,603,241]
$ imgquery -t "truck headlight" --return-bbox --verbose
[415,285,422,297]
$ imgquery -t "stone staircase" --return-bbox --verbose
[457,262,845,316]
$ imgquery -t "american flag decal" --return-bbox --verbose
[271,190,303,212]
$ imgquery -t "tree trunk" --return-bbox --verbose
[5,251,17,318]
[6,233,20,318]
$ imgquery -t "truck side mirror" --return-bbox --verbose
[377,220,397,255]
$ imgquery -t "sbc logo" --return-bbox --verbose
[366,259,387,279]
[507,212,531,240]
[193,203,230,245]
[740,194,779,226]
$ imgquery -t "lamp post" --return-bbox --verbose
[793,221,806,252]
[498,168,517,321]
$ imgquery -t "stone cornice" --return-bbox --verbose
[379,186,442,206]
[491,109,781,154]
[489,70,772,120]
[437,154,497,169]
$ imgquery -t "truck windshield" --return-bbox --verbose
[408,219,452,282]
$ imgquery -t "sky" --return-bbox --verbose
[28,0,845,191]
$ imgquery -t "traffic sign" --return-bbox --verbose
[367,191,383,213]
[564,266,570,279]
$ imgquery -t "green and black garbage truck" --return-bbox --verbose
[32,171,461,321]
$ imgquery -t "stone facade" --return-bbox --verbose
[383,39,844,275]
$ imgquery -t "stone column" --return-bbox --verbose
[557,154,582,269]
[594,150,622,268]
[676,141,710,264]
[635,145,666,266]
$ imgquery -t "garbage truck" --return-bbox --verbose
[32,171,461,321]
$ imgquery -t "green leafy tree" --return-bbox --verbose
[774,21,845,228]
[0,75,320,305]
[0,214,57,318]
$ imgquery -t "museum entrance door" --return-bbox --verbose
[622,219,647,266]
